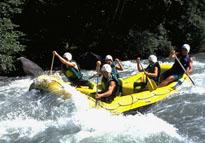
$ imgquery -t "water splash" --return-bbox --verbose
[61,109,185,143]
[0,54,205,143]
[0,118,48,138]
[0,78,32,98]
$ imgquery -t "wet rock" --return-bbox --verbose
[17,57,44,77]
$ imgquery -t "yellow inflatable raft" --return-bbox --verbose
[29,64,189,114]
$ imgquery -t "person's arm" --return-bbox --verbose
[145,67,158,78]
[136,57,143,72]
[96,81,116,98]
[187,57,193,74]
[115,58,124,70]
[169,50,176,59]
[169,49,180,60]
[96,60,102,75]
[53,51,75,67]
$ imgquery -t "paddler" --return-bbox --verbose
[96,55,123,78]
[53,51,94,89]
[134,55,160,91]
[96,64,121,103]
[159,44,193,87]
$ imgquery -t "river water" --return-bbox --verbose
[0,53,205,143]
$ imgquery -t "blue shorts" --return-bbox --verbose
[160,70,183,81]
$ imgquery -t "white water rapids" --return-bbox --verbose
[0,53,205,143]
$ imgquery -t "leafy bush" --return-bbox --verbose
[0,0,25,75]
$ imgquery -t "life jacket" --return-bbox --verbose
[62,64,82,82]
[145,62,161,83]
[171,55,191,75]
[100,74,120,102]
[111,63,120,78]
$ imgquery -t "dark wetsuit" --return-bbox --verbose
[62,64,93,88]
[100,75,120,103]
[161,55,191,81]
[145,62,161,83]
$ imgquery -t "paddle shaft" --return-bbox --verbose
[139,62,155,90]
[95,75,99,107]
[89,74,97,79]
[175,56,195,85]
[50,54,55,75]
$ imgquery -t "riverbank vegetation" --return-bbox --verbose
[1,0,205,75]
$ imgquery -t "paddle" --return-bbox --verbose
[95,75,99,107]
[139,62,157,91]
[50,53,55,75]
[88,74,98,79]
[175,56,195,86]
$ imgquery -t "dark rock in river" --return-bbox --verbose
[17,57,44,76]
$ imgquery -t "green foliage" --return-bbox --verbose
[0,18,24,74]
[0,0,25,75]
[125,24,172,58]
[1,0,205,73]
[164,0,205,51]
[19,0,205,59]
[123,0,205,58]
[0,0,25,17]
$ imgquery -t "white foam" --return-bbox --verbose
[1,59,204,142]
[68,110,184,142]
[6,78,32,89]
[177,72,205,95]
[193,60,205,68]
[63,84,90,111]
[0,78,32,97]
[122,60,137,71]
[0,118,51,139]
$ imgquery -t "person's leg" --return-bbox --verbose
[67,78,78,86]
[159,75,176,87]
[77,79,94,89]
[159,70,172,83]
[159,75,165,83]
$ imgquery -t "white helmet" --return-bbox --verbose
[105,55,113,61]
[182,44,190,53]
[148,55,157,63]
[101,64,112,73]
[63,52,72,61]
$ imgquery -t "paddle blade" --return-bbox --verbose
[147,78,157,91]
